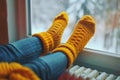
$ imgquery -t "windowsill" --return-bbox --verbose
[74,48,120,76]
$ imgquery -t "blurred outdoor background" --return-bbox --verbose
[30,0,120,54]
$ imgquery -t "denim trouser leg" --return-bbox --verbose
[24,52,68,80]
[0,37,43,63]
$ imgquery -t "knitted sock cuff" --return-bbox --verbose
[0,62,40,80]
[33,32,54,54]
[52,43,76,67]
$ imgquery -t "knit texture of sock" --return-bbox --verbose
[33,11,68,54]
[52,15,96,67]
[47,11,68,47]
[33,32,54,54]
[0,62,40,80]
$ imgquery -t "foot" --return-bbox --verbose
[52,15,96,67]
[33,12,68,54]
[47,11,68,48]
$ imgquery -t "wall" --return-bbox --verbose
[0,0,8,44]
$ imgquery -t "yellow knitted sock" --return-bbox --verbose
[0,62,40,80]
[52,15,96,67]
[33,12,68,54]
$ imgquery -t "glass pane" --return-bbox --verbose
[30,0,120,55]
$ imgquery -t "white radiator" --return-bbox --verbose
[67,65,120,80]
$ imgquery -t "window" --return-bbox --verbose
[29,0,120,55]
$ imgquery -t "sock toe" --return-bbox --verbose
[54,11,68,24]
[79,15,96,34]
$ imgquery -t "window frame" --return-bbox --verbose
[27,0,120,75]
[15,0,27,39]
[0,0,28,44]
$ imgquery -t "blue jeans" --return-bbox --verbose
[0,37,68,80]
[24,52,68,80]
[0,37,43,63]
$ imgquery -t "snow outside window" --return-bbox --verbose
[30,0,120,55]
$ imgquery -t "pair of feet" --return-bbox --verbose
[33,11,96,67]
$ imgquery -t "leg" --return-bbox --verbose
[53,15,96,66]
[0,12,68,64]
[23,15,96,80]
[24,52,68,80]
[33,11,68,54]
[0,15,96,80]
[0,37,43,63]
